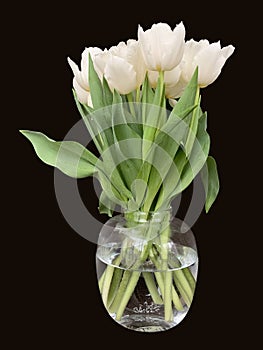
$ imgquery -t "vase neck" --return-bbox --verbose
[123,208,172,225]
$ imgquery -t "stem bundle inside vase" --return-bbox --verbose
[97,211,197,323]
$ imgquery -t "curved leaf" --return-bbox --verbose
[20,130,98,178]
[201,156,220,213]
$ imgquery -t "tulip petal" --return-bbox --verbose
[93,50,110,80]
[165,77,187,99]
[195,42,228,86]
[68,57,89,91]
[80,47,103,87]
[181,39,235,88]
[138,25,159,71]
[222,45,235,59]
[80,48,90,86]
[104,55,137,95]
[73,77,92,106]
[138,22,185,71]
[126,40,146,86]
[164,66,182,86]
[161,22,185,70]
[184,39,210,60]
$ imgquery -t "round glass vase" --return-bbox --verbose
[96,209,198,332]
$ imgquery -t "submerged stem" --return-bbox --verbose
[107,268,123,308]
[101,255,121,307]
[164,271,173,321]
[109,270,131,313]
[115,271,141,321]
[173,270,192,307]
[143,272,163,305]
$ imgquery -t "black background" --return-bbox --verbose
[4,2,259,348]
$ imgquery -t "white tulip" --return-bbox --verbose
[181,39,235,87]
[94,40,146,95]
[104,54,137,95]
[109,40,146,88]
[67,47,102,105]
[138,22,185,71]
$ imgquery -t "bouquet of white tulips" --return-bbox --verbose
[20,22,234,328]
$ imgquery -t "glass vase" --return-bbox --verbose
[96,209,198,332]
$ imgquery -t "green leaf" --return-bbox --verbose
[172,67,199,118]
[140,103,198,211]
[20,130,98,178]
[88,54,104,110]
[73,89,104,153]
[99,190,116,216]
[152,70,166,109]
[96,166,130,206]
[170,111,210,198]
[131,178,148,209]
[110,95,143,190]
[142,74,154,105]
[103,77,113,106]
[169,68,200,156]
[141,74,155,133]
[142,72,167,159]
[184,98,200,157]
[72,89,93,118]
[200,156,220,213]
[154,147,187,210]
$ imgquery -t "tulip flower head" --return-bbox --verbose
[103,40,146,95]
[138,22,185,71]
[68,22,235,105]
[181,39,235,87]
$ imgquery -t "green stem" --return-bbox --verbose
[107,268,123,308]
[154,272,164,295]
[109,270,132,314]
[173,270,193,307]
[142,272,163,305]
[151,249,184,312]
[101,255,121,307]
[127,92,136,116]
[169,257,195,306]
[160,224,173,321]
[101,265,115,306]
[153,270,184,311]
[108,217,155,319]
[164,271,173,321]
[115,271,141,321]
[171,286,184,311]
[184,86,200,157]
[112,240,152,319]
[136,87,141,103]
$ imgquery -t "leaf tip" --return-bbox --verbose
[205,204,211,214]
[19,130,31,140]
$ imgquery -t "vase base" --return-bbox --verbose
[115,314,185,332]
